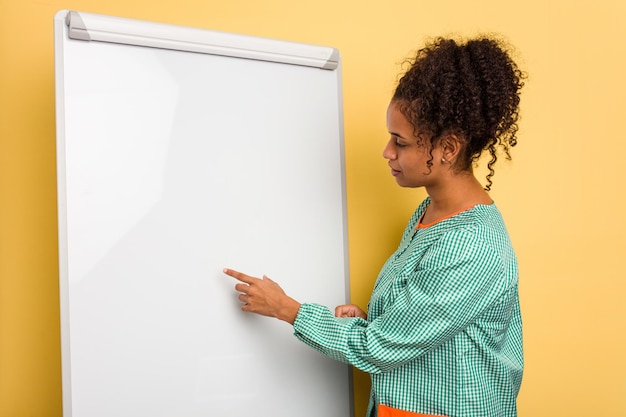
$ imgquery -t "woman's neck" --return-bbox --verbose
[422,173,491,223]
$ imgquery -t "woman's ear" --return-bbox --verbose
[440,133,464,165]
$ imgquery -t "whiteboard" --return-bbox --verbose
[54,10,352,417]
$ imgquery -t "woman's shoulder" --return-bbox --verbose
[438,202,507,233]
[405,199,513,249]
[418,203,514,256]
[461,203,511,242]
[438,204,517,269]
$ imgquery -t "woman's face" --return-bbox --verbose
[383,101,442,188]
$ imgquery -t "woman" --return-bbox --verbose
[224,35,525,417]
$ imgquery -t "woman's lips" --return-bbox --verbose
[390,168,401,177]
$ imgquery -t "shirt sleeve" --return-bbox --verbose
[292,228,514,374]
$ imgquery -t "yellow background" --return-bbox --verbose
[1,0,625,416]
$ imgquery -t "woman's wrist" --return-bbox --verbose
[277,297,301,325]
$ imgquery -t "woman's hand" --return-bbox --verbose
[335,304,367,319]
[223,268,301,325]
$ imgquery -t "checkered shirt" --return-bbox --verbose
[293,198,523,417]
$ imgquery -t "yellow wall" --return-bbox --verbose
[1,0,625,416]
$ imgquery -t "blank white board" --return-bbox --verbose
[54,10,352,417]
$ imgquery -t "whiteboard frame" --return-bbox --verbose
[63,10,339,69]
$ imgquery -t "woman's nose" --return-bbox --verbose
[382,139,396,160]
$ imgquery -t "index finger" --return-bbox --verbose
[223,268,257,284]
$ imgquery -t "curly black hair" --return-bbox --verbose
[393,36,526,190]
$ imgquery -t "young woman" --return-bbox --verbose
[224,36,525,417]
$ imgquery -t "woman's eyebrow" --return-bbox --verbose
[389,131,407,140]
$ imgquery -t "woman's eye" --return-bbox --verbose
[395,140,406,148]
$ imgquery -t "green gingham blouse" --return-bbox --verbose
[293,198,523,417]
